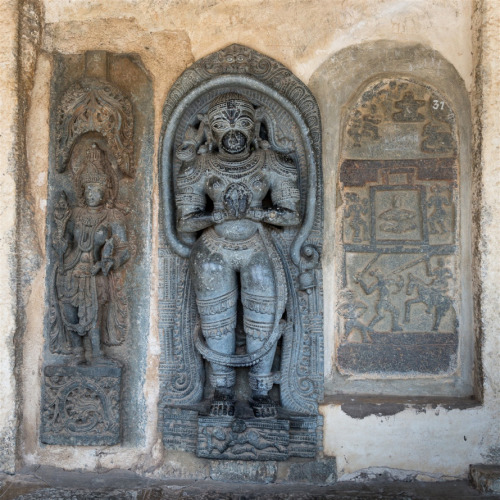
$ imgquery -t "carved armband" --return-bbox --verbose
[176,160,206,213]
[267,151,300,211]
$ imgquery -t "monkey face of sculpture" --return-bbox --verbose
[208,94,256,155]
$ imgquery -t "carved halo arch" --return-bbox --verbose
[339,73,459,158]
[158,45,323,414]
[159,46,322,266]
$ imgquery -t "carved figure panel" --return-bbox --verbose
[197,417,290,461]
[337,78,459,375]
[159,45,324,461]
[49,141,131,363]
[42,51,153,445]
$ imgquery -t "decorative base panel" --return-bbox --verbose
[197,416,289,461]
[163,407,199,453]
[41,364,121,446]
[163,407,322,462]
[288,416,320,458]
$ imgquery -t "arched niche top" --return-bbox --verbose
[341,77,458,161]
[161,44,321,161]
[159,44,323,265]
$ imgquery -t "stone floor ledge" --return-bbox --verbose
[1,466,500,500]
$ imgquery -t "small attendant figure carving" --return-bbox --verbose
[51,143,130,364]
[175,93,301,418]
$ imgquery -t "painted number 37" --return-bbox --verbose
[432,100,445,110]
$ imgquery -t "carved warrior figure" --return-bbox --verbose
[50,143,130,364]
[175,93,301,418]
[344,192,369,242]
[354,263,404,332]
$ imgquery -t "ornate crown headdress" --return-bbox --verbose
[207,92,255,120]
[80,143,109,187]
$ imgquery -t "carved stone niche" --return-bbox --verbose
[335,77,472,393]
[158,44,325,463]
[309,42,474,398]
[41,51,153,446]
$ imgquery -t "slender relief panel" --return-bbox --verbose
[337,78,462,377]
[41,51,153,445]
[309,42,473,397]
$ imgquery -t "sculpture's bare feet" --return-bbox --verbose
[250,395,278,418]
[70,352,86,366]
[210,389,235,417]
[91,355,116,367]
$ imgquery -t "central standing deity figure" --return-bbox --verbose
[175,93,301,417]
[51,143,130,364]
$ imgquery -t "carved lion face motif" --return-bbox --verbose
[208,95,255,155]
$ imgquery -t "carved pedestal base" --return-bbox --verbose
[41,364,121,446]
[288,416,320,458]
[163,407,321,462]
[198,416,289,461]
[163,408,199,453]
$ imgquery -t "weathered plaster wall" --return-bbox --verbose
[0,0,19,476]
[321,0,500,479]
[1,0,498,482]
[41,0,474,90]
[474,0,500,464]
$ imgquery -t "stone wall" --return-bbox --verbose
[0,0,498,481]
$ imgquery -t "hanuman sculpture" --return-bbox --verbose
[175,93,301,417]
[50,142,130,364]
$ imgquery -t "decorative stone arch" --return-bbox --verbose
[158,44,325,460]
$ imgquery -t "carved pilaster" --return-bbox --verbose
[42,50,153,446]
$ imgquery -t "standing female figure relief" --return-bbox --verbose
[51,143,130,365]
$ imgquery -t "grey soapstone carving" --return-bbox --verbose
[159,44,324,461]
